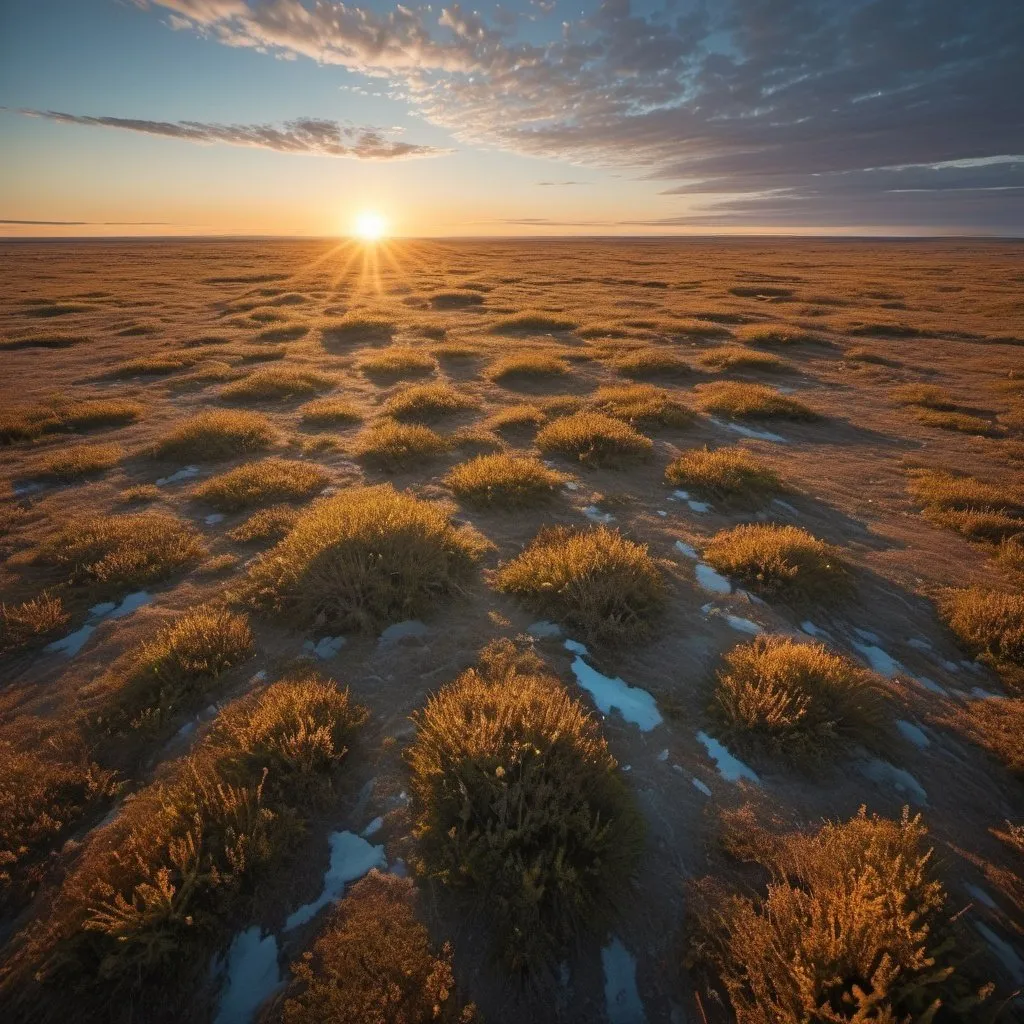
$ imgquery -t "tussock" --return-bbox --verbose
[151,409,275,461]
[444,453,566,506]
[536,411,653,466]
[192,457,328,510]
[665,446,784,507]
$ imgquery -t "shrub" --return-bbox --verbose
[277,871,475,1024]
[227,505,299,544]
[484,404,546,432]
[444,453,566,507]
[536,411,653,467]
[698,346,789,372]
[0,591,70,655]
[891,384,958,410]
[408,641,643,968]
[382,382,480,420]
[321,313,395,346]
[152,410,276,461]
[450,426,506,454]
[357,347,436,379]
[299,397,362,425]
[703,524,848,603]
[486,352,570,382]
[192,458,328,511]
[942,697,1024,774]
[695,382,817,420]
[490,311,578,333]
[665,447,784,507]
[613,348,691,378]
[712,636,889,763]
[493,526,666,645]
[691,807,981,1024]
[36,511,205,595]
[938,588,1024,690]
[0,406,58,443]
[354,419,449,469]
[736,324,822,346]
[30,442,124,481]
[588,384,695,428]
[97,607,255,734]
[242,485,486,632]
[220,367,336,402]
[908,470,1023,542]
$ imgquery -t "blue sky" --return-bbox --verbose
[2,0,1021,236]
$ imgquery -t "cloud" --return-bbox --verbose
[536,180,588,186]
[138,0,1024,228]
[0,219,176,225]
[15,108,449,160]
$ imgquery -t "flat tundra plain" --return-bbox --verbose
[0,238,1022,1024]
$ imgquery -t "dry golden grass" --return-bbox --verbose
[444,453,566,507]
[106,356,187,378]
[736,323,823,346]
[698,346,791,372]
[354,419,450,469]
[299,396,362,425]
[29,442,124,481]
[914,408,1003,437]
[0,592,69,655]
[704,524,848,603]
[485,351,570,382]
[243,485,486,632]
[356,347,436,379]
[995,536,1024,579]
[220,366,336,402]
[493,525,665,644]
[942,697,1023,774]
[695,381,817,420]
[844,345,899,366]
[939,588,1024,690]
[172,359,236,387]
[713,636,889,763]
[490,311,578,333]
[692,807,983,1024]
[227,505,300,544]
[483,403,547,432]
[36,511,206,595]
[277,871,475,1024]
[253,322,309,342]
[908,469,1023,542]
[450,426,506,454]
[96,607,254,734]
[536,411,653,466]
[118,484,161,505]
[665,446,784,507]
[613,347,691,378]
[429,289,484,308]
[56,398,144,432]
[1,330,88,350]
[892,384,959,410]
[381,381,480,420]
[321,312,395,345]
[192,457,328,511]
[408,640,642,968]
[151,409,276,461]
[588,384,696,428]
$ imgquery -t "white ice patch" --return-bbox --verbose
[304,636,346,659]
[687,500,711,513]
[852,642,902,678]
[966,884,997,910]
[695,563,732,595]
[107,591,152,618]
[674,540,698,560]
[378,619,428,644]
[907,637,933,652]
[564,481,579,491]
[602,938,647,1024]
[361,816,383,838]
[970,687,1002,700]
[896,720,930,749]
[565,640,662,732]
[527,620,563,639]
[692,778,712,797]
[725,614,762,635]
[656,510,667,517]
[975,923,1024,984]
[205,513,225,525]
[800,620,831,640]
[696,732,760,785]
[857,758,927,806]
[284,831,386,931]
[214,928,281,1024]
[46,625,96,657]
[582,505,615,524]
[914,675,947,696]
[710,417,787,443]
[854,627,881,644]
[771,499,800,516]
[156,465,200,486]
[49,591,152,658]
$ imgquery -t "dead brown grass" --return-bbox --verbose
[227,504,299,544]
[220,366,336,401]
[29,442,124,481]
[382,382,480,420]
[151,410,276,461]
[192,457,328,510]
[588,384,696,428]
[908,469,1024,542]
[536,411,653,466]
[444,453,566,507]
[0,592,70,655]
[486,351,570,382]
[356,347,436,379]
[665,447,784,507]
[299,397,362,425]
[354,419,450,469]
[941,696,1024,774]
[736,323,823,346]
[613,347,691,378]
[938,588,1024,690]
[698,346,791,372]
[696,382,817,420]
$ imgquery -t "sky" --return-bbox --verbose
[1,0,1022,237]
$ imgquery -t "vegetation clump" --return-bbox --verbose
[703,524,848,603]
[665,447,784,507]
[939,588,1024,690]
[276,871,475,1023]
[382,382,480,420]
[220,367,336,402]
[490,311,578,333]
[444,453,566,507]
[692,807,985,1024]
[299,397,362,425]
[908,469,1023,542]
[357,347,436,379]
[107,356,187,378]
[227,505,299,544]
[613,347,691,378]
[588,384,695,428]
[698,346,790,372]
[354,419,450,469]
[536,411,653,466]
[486,352,571,382]
[696,382,817,420]
[0,591,69,655]
[30,442,124,481]
[56,399,144,432]
[713,636,889,763]
[407,641,643,968]
[483,404,546,432]
[736,323,822,346]
[493,526,665,645]
[193,457,328,511]
[243,485,486,632]
[152,410,275,461]
[321,313,395,346]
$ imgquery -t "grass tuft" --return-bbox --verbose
[483,404,547,432]
[357,347,436,379]
[938,588,1023,690]
[490,311,578,333]
[908,469,1023,542]
[589,384,695,428]
[613,347,691,378]
[737,324,823,346]
[321,313,395,345]
[220,367,336,402]
[29,442,124,481]
[152,410,275,461]
[444,453,566,507]
[354,419,450,469]
[536,411,653,466]
[299,397,362,426]
[192,457,328,511]
[698,346,790,372]
[665,447,784,507]
[382,382,480,420]
[696,382,817,420]
[486,352,570,382]
[0,592,70,655]
[227,505,299,544]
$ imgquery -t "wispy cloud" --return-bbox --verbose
[15,108,450,160]
[536,180,588,186]
[0,219,176,225]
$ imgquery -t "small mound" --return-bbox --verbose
[490,311,578,333]
[299,397,362,425]
[891,384,958,410]
[382,382,480,420]
[444,453,566,507]
[253,322,309,342]
[276,871,475,1022]
[589,384,695,428]
[914,409,1003,437]
[536,411,652,467]
[220,367,336,402]
[152,410,275,461]
[486,352,570,382]
[242,485,486,632]
[909,469,1023,542]
[321,313,395,346]
[56,399,144,432]
[354,419,449,470]
[703,523,848,603]
[227,505,299,544]
[613,348,691,378]
[408,641,643,967]
[939,588,1023,690]
[492,525,666,644]
[665,447,784,507]
[30,442,124,481]
[356,347,436,379]
[483,404,546,432]
[192,458,329,511]
[106,356,187,378]
[736,323,823,346]
[0,592,69,656]
[943,696,1023,774]
[713,636,889,762]
[0,331,88,350]
[696,381,817,420]
[698,346,790,372]
[429,289,485,308]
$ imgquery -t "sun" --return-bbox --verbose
[354,210,388,241]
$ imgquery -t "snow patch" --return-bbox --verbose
[692,778,712,797]
[913,675,947,696]
[602,938,647,1024]
[771,499,800,516]
[45,624,96,657]
[852,642,902,678]
[361,816,383,838]
[304,636,346,659]
[205,513,225,525]
[565,640,662,732]
[379,619,429,644]
[107,591,152,618]
[582,505,615,524]
[975,923,1024,984]
[711,417,787,443]
[674,540,698,560]
[156,465,200,486]
[724,614,762,635]
[695,563,731,595]
[907,637,933,652]
[214,928,281,1024]
[687,499,711,513]
[966,884,997,910]
[696,732,760,785]
[527,620,562,639]
[896,720,930,749]
[857,758,927,806]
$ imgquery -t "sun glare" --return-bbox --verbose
[354,211,388,241]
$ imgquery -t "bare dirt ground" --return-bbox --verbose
[1,237,1022,1022]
